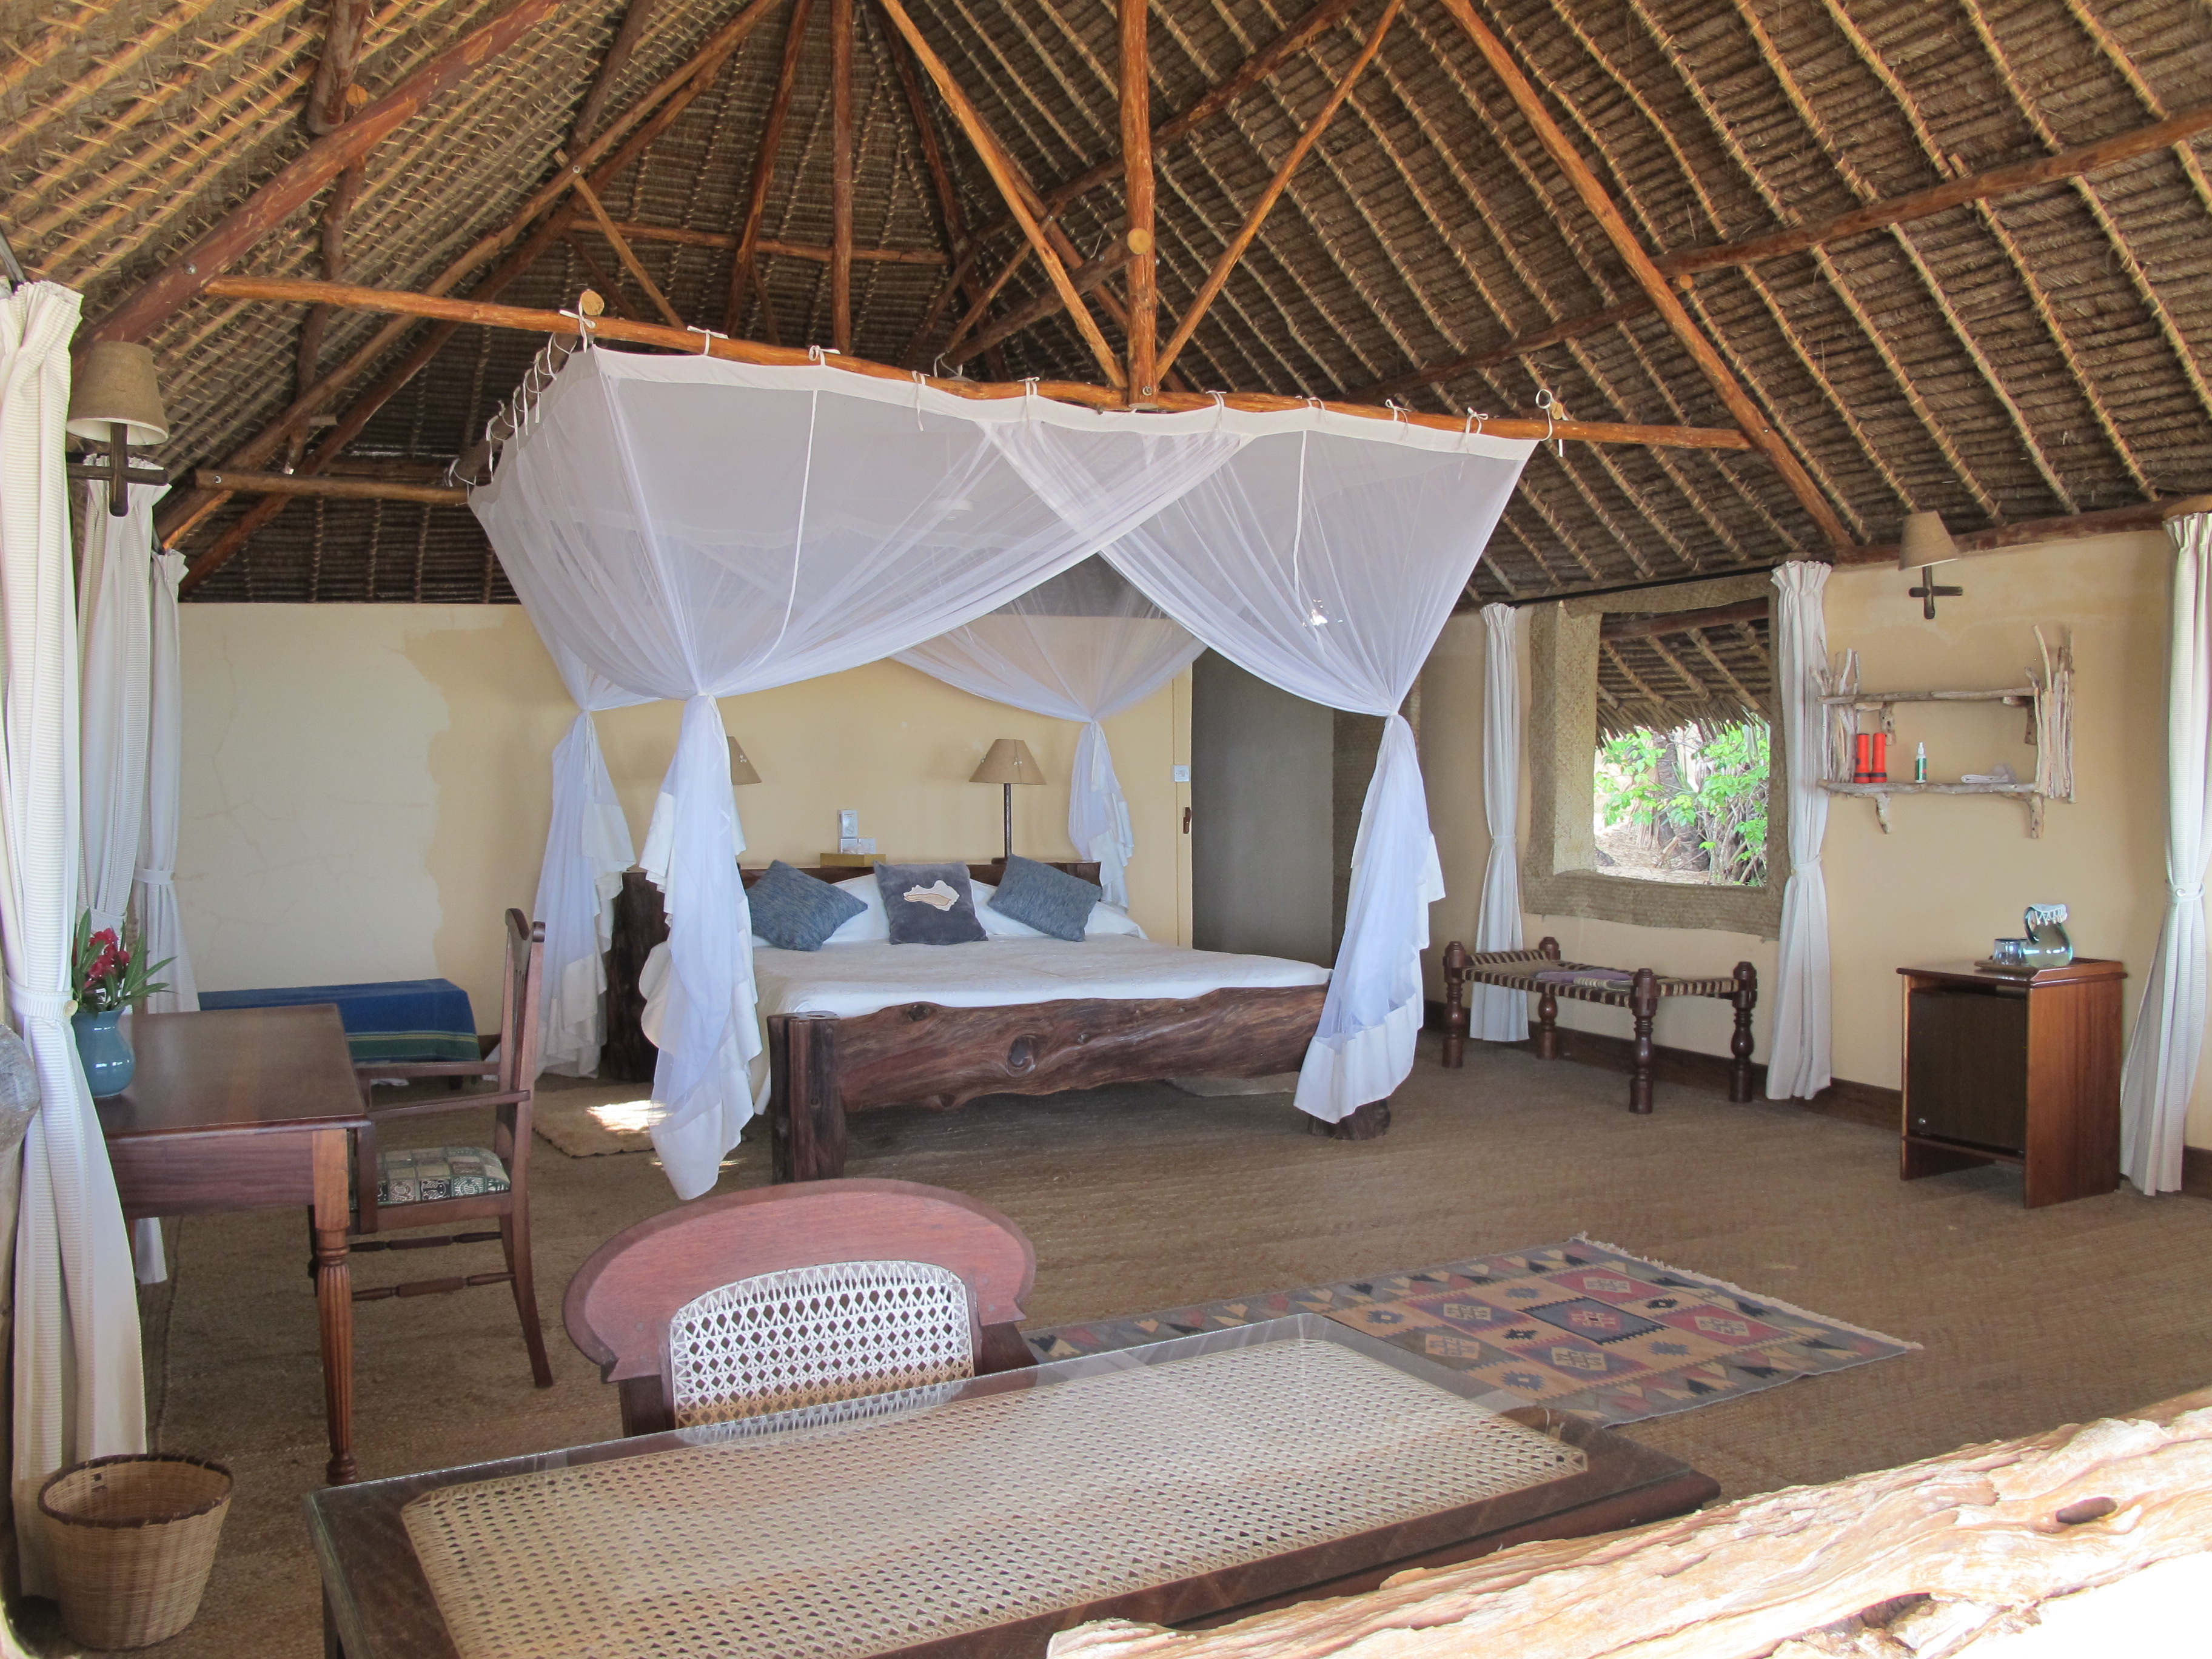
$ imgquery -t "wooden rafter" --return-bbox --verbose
[946,240,1131,369]
[193,469,467,507]
[726,0,816,337]
[572,0,663,146]
[830,0,856,354]
[612,220,943,261]
[156,0,783,545]
[1156,0,1399,387]
[1435,0,1848,552]
[304,0,372,135]
[566,161,686,329]
[563,235,647,320]
[1356,96,2212,404]
[92,0,565,343]
[876,0,1125,387]
[201,276,1756,452]
[1120,0,1156,401]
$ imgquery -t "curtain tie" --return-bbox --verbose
[134,866,173,887]
[6,980,73,1024]
[2173,884,2205,904]
[1792,856,1823,870]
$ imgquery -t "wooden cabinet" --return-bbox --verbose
[1897,959,2123,1208]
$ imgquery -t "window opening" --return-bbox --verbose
[1594,717,1769,887]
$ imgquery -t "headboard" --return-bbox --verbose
[598,861,1105,1083]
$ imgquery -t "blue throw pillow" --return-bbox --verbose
[748,860,866,951]
[988,855,1101,942]
[876,862,988,945]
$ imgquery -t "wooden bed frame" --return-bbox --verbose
[600,862,1371,1184]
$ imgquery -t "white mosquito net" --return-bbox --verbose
[472,346,1530,1196]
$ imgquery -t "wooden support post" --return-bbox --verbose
[1627,968,1658,1115]
[876,0,1127,387]
[1441,939,1469,1069]
[770,1013,848,1182]
[92,0,565,342]
[1433,0,1852,554]
[1120,0,1156,402]
[566,161,686,329]
[728,0,816,337]
[831,0,856,355]
[1156,0,1401,386]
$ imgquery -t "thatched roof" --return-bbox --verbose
[6,0,2209,604]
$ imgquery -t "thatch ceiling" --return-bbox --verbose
[6,0,2208,603]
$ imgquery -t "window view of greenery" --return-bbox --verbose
[1592,719,1769,887]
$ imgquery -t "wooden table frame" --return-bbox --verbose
[98,1005,369,1484]
[1440,936,1758,1114]
[309,1317,1717,1658]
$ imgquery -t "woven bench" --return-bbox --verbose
[1438,938,1757,1114]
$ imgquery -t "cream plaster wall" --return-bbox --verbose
[1421,531,2208,1149]
[178,606,1190,1026]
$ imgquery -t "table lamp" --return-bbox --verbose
[1899,512,1963,620]
[971,739,1044,863]
[727,736,761,785]
[65,341,170,516]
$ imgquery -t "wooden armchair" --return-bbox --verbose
[342,910,552,1388]
[563,1179,1036,1436]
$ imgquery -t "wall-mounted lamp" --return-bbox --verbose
[1899,512,1963,620]
[727,736,761,785]
[65,341,171,516]
[970,738,1044,863]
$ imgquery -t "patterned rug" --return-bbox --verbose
[1025,1237,1917,1427]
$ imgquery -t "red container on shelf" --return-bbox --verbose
[1852,732,1889,783]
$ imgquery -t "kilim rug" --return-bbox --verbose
[1025,1237,1918,1427]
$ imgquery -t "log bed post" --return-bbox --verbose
[1440,939,1470,1069]
[770,1012,847,1182]
[1730,960,1758,1104]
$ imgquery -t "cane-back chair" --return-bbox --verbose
[343,910,552,1387]
[564,1179,1036,1436]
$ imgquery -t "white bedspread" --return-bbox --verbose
[752,935,1329,1021]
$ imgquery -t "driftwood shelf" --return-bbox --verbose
[1818,635,2074,837]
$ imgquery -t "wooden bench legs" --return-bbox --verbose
[1729,960,1758,1104]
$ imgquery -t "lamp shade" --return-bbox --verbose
[727,736,761,785]
[970,738,1045,786]
[66,341,168,444]
[1897,511,1958,572]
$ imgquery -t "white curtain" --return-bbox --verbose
[896,558,1203,905]
[1469,602,1528,1041]
[77,478,167,1282]
[2121,512,2212,1195]
[475,350,1244,1196]
[136,548,197,1015]
[1766,560,1832,1099]
[1,282,146,1590]
[1076,415,1533,1121]
[532,649,643,1079]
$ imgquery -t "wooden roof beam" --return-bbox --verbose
[1435,0,1848,552]
[572,0,665,147]
[1600,598,1770,642]
[610,220,945,261]
[830,0,856,355]
[876,0,1124,387]
[92,0,565,343]
[1358,96,2212,403]
[945,240,1131,369]
[156,0,783,544]
[201,275,1756,452]
[192,469,467,507]
[1121,0,1157,401]
[725,0,813,335]
[565,159,685,329]
[1156,0,1400,388]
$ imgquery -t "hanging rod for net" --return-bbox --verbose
[199,276,1755,452]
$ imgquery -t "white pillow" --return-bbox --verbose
[973,880,1146,940]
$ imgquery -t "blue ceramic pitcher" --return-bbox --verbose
[71,1008,134,1098]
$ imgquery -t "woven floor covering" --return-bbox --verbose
[1028,1237,1917,1427]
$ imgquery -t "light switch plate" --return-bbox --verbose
[838,809,860,839]
[1171,765,1191,783]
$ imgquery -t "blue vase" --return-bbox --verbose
[72,1009,134,1098]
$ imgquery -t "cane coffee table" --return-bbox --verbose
[309,1316,1716,1658]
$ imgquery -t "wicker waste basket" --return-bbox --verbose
[39,1453,233,1649]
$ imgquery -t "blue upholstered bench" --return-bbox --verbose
[197,978,480,1064]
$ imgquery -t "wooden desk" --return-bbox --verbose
[310,1317,1717,1658]
[98,1005,369,1483]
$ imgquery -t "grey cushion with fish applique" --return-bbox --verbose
[875,862,988,945]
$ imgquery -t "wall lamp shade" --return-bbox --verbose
[1897,511,1959,572]
[67,341,168,445]
[970,739,1045,786]
[726,736,762,785]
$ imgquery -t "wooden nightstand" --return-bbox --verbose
[1897,959,2124,1208]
